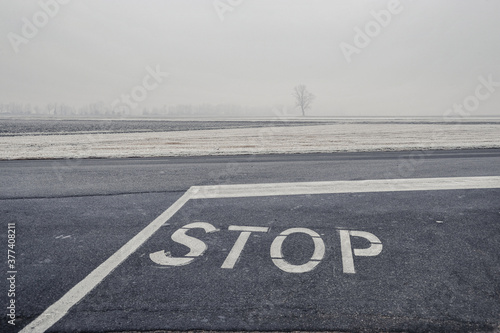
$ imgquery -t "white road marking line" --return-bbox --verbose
[55,235,71,239]
[21,176,500,332]
[19,188,196,333]
[190,176,500,199]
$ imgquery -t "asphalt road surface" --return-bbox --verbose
[1,149,499,333]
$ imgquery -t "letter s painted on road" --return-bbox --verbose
[149,222,218,266]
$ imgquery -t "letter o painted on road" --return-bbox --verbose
[270,228,325,273]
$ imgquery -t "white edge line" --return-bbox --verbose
[190,176,500,199]
[19,188,196,333]
[20,176,500,332]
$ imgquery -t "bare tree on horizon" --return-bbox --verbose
[293,84,315,116]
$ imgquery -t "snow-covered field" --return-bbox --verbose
[1,123,499,160]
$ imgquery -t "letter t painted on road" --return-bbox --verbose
[221,226,269,269]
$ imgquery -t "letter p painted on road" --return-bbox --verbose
[339,230,383,274]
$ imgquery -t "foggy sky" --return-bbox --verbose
[1,0,499,116]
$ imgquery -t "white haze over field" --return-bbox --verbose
[1,0,500,117]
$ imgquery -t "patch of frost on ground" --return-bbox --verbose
[1,124,499,160]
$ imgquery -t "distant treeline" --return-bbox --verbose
[0,102,298,118]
